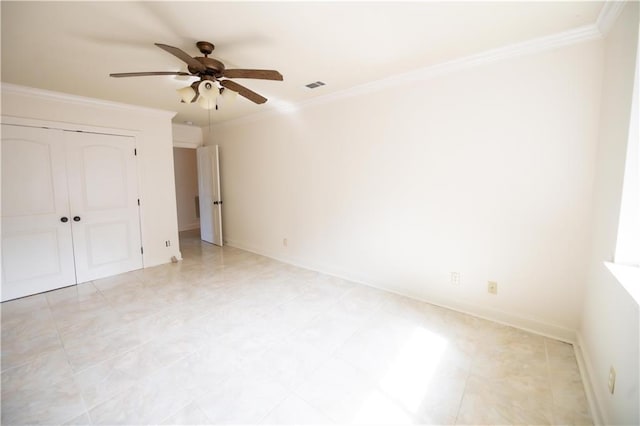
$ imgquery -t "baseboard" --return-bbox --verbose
[419,294,577,343]
[575,332,608,425]
[224,238,576,343]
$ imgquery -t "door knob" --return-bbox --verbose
[73,216,81,222]
[60,217,69,223]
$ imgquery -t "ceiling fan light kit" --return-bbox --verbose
[197,95,217,110]
[110,40,283,110]
[198,80,219,100]
[177,85,197,103]
[221,87,238,102]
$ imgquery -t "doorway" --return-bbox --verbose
[173,147,201,233]
[173,145,223,252]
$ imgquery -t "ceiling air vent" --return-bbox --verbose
[305,81,326,89]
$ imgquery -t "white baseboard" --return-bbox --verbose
[423,295,577,343]
[224,238,576,343]
[575,332,607,425]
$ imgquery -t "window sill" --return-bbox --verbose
[605,262,640,305]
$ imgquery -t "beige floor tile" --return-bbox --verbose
[335,312,439,380]
[45,282,103,308]
[88,364,195,425]
[196,368,290,424]
[457,373,554,425]
[254,334,335,390]
[62,323,145,372]
[293,356,419,424]
[0,232,593,426]
[1,292,49,317]
[288,304,371,354]
[161,402,212,425]
[2,349,72,394]
[261,394,333,424]
[74,348,146,410]
[92,272,145,293]
[72,329,199,410]
[381,294,450,332]
[1,308,63,371]
[1,383,86,425]
[51,300,126,341]
[64,411,92,425]
[161,349,238,395]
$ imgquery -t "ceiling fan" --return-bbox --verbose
[110,41,283,108]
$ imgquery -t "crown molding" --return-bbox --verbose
[596,0,627,36]
[1,114,141,136]
[302,24,602,110]
[216,23,602,129]
[1,83,176,119]
[173,140,201,149]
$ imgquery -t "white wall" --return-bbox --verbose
[172,123,203,148]
[579,3,639,425]
[208,39,603,340]
[173,147,200,231]
[1,85,182,267]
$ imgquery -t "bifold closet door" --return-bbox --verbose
[64,131,142,284]
[1,125,143,301]
[1,125,76,301]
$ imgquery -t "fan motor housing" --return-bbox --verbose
[190,57,225,77]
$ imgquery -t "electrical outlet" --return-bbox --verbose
[608,366,616,394]
[488,281,498,295]
[283,238,288,247]
[165,240,171,247]
[450,272,460,285]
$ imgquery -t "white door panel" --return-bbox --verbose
[197,145,223,246]
[2,138,59,216]
[1,126,143,300]
[80,145,129,209]
[64,131,142,283]
[3,230,64,282]
[212,145,223,246]
[1,125,76,301]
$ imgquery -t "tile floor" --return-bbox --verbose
[1,231,593,425]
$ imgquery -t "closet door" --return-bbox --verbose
[1,125,76,301]
[65,131,142,283]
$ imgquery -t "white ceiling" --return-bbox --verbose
[1,1,604,126]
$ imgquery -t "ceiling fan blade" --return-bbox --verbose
[155,43,206,72]
[223,69,283,81]
[110,71,192,78]
[220,80,267,104]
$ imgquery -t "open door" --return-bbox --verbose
[197,145,223,246]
